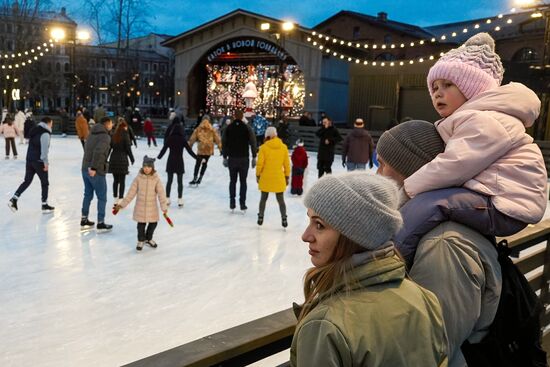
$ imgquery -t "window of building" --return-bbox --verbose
[112,61,116,69]
[512,47,539,63]
[7,40,13,51]
[64,63,69,72]
[47,62,52,72]
[153,63,158,71]
[352,26,360,40]
[55,63,61,72]
[101,76,106,86]
[7,23,13,33]
[144,63,149,71]
[101,60,106,69]
[160,64,166,72]
[384,34,392,44]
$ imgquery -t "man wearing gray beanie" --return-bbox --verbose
[376,120,501,367]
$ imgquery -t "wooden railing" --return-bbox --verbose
[124,219,550,367]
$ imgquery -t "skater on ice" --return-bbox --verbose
[80,116,114,232]
[342,118,374,171]
[188,117,222,187]
[114,156,168,251]
[8,117,54,213]
[157,118,197,207]
[255,127,290,227]
[291,172,447,366]
[108,120,135,205]
[290,139,308,196]
[143,117,157,147]
[1,115,19,159]
[222,109,257,212]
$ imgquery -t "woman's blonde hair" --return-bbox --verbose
[298,234,363,322]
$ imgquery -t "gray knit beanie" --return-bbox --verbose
[376,120,445,178]
[304,172,403,250]
[142,155,156,168]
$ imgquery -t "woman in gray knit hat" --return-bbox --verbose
[290,172,448,367]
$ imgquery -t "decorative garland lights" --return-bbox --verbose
[304,7,545,67]
[305,36,447,67]
[0,40,56,70]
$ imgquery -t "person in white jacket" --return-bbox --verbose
[14,109,25,144]
[382,32,548,260]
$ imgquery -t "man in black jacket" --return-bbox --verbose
[316,116,342,178]
[80,116,114,232]
[222,110,257,211]
[9,117,54,213]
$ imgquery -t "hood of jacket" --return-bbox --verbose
[198,119,214,132]
[29,122,51,138]
[263,137,284,150]
[457,82,540,128]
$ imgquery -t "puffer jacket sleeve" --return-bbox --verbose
[292,319,352,367]
[188,128,198,147]
[256,145,265,177]
[404,112,513,198]
[119,177,139,209]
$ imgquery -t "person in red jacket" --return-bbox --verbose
[291,139,308,195]
[143,117,157,147]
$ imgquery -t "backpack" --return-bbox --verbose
[461,239,547,367]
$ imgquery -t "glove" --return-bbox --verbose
[112,204,122,215]
[131,159,135,165]
[202,158,207,164]
[342,161,346,168]
[369,162,373,169]
[251,157,256,168]
[256,176,260,183]
[285,176,289,186]
[223,158,228,167]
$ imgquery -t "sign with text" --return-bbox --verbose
[206,38,288,62]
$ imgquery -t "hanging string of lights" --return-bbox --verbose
[305,7,537,54]
[305,36,450,67]
[0,40,56,70]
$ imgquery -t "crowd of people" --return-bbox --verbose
[2,32,549,365]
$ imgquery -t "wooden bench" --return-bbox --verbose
[124,219,550,367]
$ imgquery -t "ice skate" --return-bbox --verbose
[166,197,171,206]
[80,218,95,232]
[257,214,263,226]
[13,155,17,159]
[96,222,113,233]
[282,216,288,228]
[8,197,18,212]
[189,177,198,187]
[240,204,247,215]
[146,239,158,248]
[41,203,55,214]
[136,241,145,251]
[230,199,236,213]
[178,198,184,208]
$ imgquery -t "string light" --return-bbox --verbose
[305,36,446,67]
[0,39,57,69]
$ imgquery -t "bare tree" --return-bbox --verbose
[77,0,106,44]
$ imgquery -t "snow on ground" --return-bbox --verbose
[0,136,355,366]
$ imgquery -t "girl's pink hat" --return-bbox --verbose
[427,32,504,100]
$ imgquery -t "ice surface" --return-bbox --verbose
[2,136,549,366]
[0,136,354,366]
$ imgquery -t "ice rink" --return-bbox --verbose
[0,135,354,366]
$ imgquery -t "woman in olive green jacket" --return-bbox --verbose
[291,173,448,367]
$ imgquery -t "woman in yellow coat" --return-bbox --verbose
[256,126,290,227]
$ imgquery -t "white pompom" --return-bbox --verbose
[464,32,495,51]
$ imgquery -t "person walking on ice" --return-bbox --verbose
[8,117,55,213]
[114,156,168,251]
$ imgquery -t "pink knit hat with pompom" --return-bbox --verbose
[427,32,504,100]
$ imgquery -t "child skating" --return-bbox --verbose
[114,156,169,251]
[290,139,308,195]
